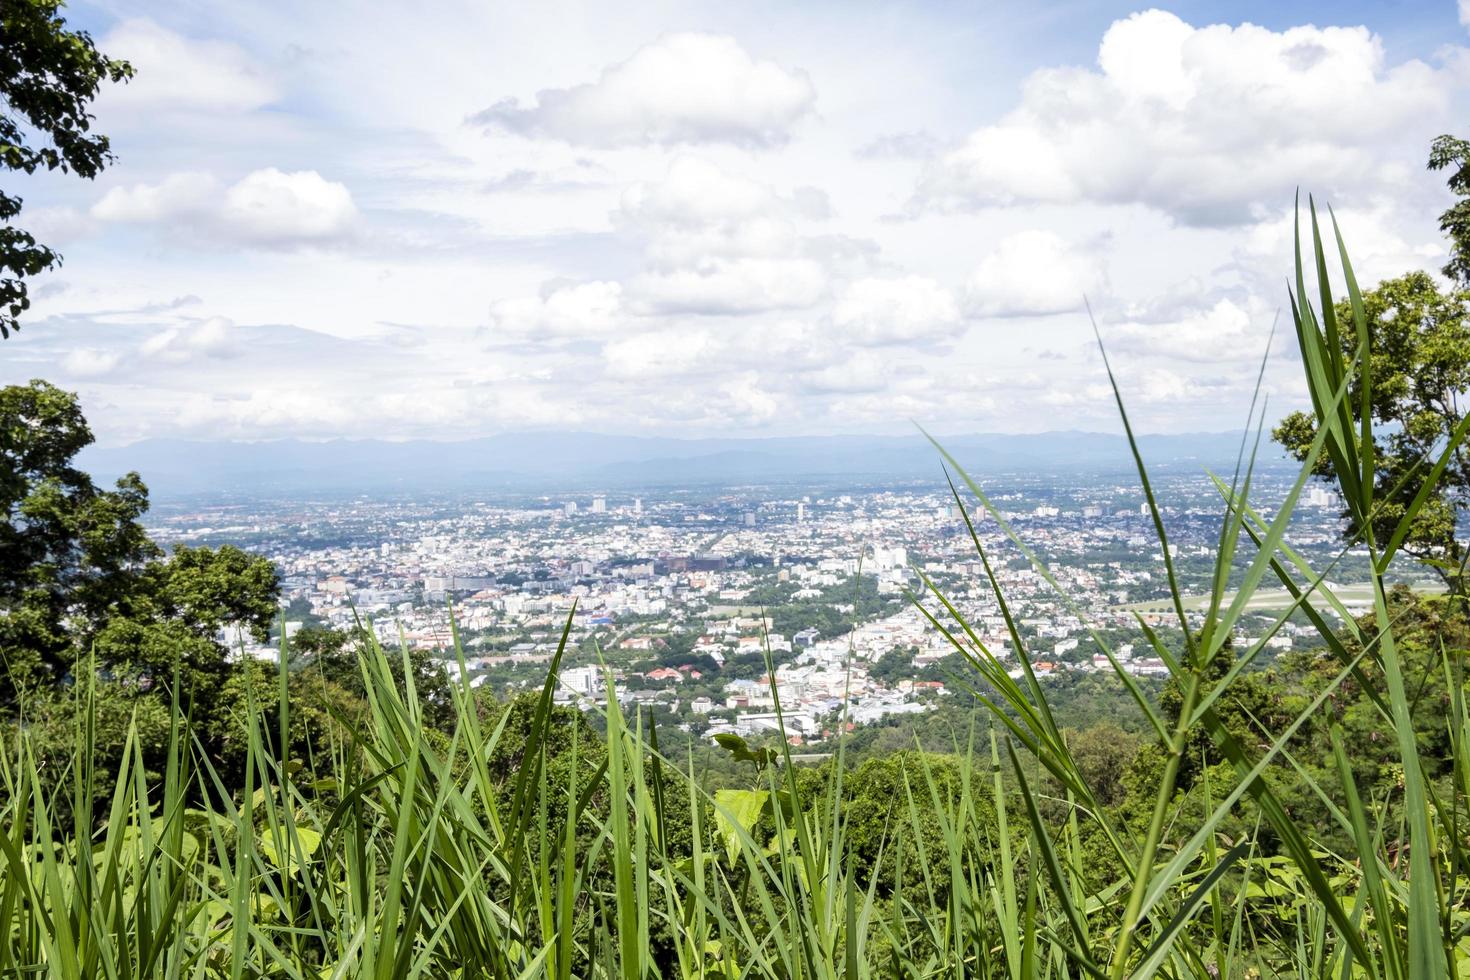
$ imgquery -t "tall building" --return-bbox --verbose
[1306,486,1336,508]
[744,511,756,527]
[564,501,577,517]
[633,497,643,515]
[557,665,602,700]
[796,502,806,522]
[591,497,606,514]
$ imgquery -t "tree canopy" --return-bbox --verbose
[1430,134,1470,288]
[1,0,133,337]
[1,380,279,711]
[1275,138,1470,587]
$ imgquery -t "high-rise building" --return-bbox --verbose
[591,497,606,514]
[796,502,806,522]
[1306,486,1335,508]
[557,665,602,700]
[564,501,577,517]
[633,498,643,515]
[744,511,756,527]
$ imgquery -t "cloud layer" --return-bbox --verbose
[93,169,357,247]
[918,10,1456,225]
[472,33,816,148]
[4,3,1466,445]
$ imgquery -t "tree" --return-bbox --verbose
[1,380,158,698]
[1,0,133,337]
[1,381,280,707]
[1429,134,1470,287]
[1273,272,1470,585]
[2,381,281,808]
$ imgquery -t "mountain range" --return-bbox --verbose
[77,430,1293,499]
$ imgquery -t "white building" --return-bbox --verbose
[556,665,602,701]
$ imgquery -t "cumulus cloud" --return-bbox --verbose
[61,348,122,378]
[965,231,1108,317]
[629,258,828,315]
[620,156,825,232]
[801,351,893,394]
[98,19,277,112]
[19,206,98,246]
[917,10,1456,224]
[487,281,625,341]
[1104,297,1275,364]
[831,276,962,344]
[1234,204,1444,289]
[140,316,240,362]
[619,158,836,315]
[92,172,217,222]
[600,318,842,383]
[472,33,815,148]
[218,169,357,244]
[603,328,716,380]
[93,169,357,247]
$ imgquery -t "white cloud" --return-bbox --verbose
[600,317,841,382]
[619,158,836,314]
[918,10,1457,225]
[1235,204,1444,289]
[61,348,122,378]
[801,351,892,394]
[92,173,218,222]
[140,316,240,362]
[99,19,277,113]
[603,327,716,379]
[472,33,815,148]
[618,156,827,267]
[965,231,1108,317]
[1105,297,1274,364]
[831,276,962,344]
[93,169,357,248]
[1461,0,1470,30]
[217,169,358,245]
[629,258,828,315]
[487,281,625,340]
[18,4,1460,442]
[620,157,822,229]
[20,206,98,245]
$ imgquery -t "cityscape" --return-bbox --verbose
[151,466,1377,747]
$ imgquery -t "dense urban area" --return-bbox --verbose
[147,466,1398,747]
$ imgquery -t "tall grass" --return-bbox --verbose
[2,206,1467,977]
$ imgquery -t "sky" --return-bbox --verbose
[3,0,1468,446]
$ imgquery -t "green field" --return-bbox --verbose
[1115,579,1445,615]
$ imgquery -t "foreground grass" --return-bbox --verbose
[3,208,1470,978]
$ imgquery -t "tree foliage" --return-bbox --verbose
[1430,133,1470,287]
[1274,274,1470,582]
[1,381,280,793]
[1,0,133,337]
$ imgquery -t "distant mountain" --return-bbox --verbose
[77,430,1291,498]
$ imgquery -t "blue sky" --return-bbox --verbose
[4,0,1467,445]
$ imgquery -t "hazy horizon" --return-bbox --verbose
[77,427,1293,498]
